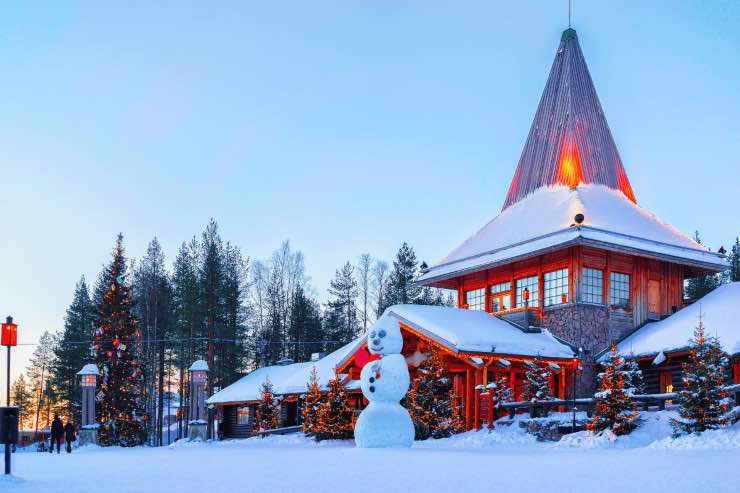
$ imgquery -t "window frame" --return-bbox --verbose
[515,275,539,308]
[609,271,631,308]
[581,267,604,305]
[464,287,486,311]
[543,268,569,307]
[490,281,512,313]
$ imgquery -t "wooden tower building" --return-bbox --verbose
[416,28,727,394]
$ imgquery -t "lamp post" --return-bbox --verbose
[571,347,582,434]
[2,316,18,475]
[188,361,209,441]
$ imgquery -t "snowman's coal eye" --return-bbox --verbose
[369,331,376,338]
[379,330,386,338]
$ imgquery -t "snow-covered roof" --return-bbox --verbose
[418,185,726,284]
[609,282,740,361]
[188,360,209,372]
[358,304,575,360]
[206,341,359,405]
[76,364,99,376]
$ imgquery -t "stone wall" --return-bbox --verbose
[541,303,633,397]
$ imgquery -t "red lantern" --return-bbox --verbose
[1,316,18,347]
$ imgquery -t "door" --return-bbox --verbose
[648,280,660,316]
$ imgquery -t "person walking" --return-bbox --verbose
[50,414,64,454]
[64,421,76,453]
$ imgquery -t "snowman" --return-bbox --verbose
[354,315,414,448]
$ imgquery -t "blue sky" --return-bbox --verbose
[2,1,739,391]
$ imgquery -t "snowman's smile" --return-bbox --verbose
[371,345,384,352]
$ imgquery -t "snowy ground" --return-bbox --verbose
[4,411,739,493]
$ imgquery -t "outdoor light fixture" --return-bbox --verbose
[1,317,17,347]
[574,213,585,225]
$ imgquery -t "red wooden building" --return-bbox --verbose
[208,28,730,438]
[415,28,727,395]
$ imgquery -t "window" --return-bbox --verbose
[609,272,630,307]
[516,276,539,308]
[465,288,485,311]
[582,268,603,304]
[237,406,250,425]
[543,268,569,307]
[490,282,512,312]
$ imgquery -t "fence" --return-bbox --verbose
[493,383,740,421]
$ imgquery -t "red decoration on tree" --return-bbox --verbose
[94,235,147,447]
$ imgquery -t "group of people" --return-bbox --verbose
[49,414,77,453]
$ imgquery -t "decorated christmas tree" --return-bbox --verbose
[493,375,513,410]
[406,350,464,440]
[94,235,147,447]
[254,378,281,431]
[315,374,354,441]
[671,319,730,436]
[621,354,645,396]
[521,357,553,402]
[588,342,638,435]
[302,367,325,435]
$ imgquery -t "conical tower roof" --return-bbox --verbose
[503,28,635,210]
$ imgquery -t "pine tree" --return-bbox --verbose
[621,356,645,396]
[726,237,740,283]
[492,375,513,410]
[12,376,32,429]
[671,319,730,436]
[685,231,720,299]
[51,276,96,421]
[588,342,639,435]
[356,253,373,333]
[301,367,324,435]
[289,286,324,362]
[254,378,281,431]
[380,243,422,313]
[522,357,554,402]
[171,239,201,436]
[27,331,57,435]
[406,350,463,440]
[326,261,359,347]
[94,235,147,447]
[315,374,354,441]
[200,219,225,393]
[221,242,248,385]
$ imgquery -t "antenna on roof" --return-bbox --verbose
[568,0,572,28]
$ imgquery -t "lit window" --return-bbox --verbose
[543,268,569,307]
[582,268,603,304]
[490,282,512,312]
[609,272,630,307]
[465,288,485,311]
[516,276,539,308]
[237,406,250,425]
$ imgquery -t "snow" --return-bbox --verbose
[207,341,359,405]
[382,304,575,358]
[419,184,726,283]
[75,364,99,376]
[611,282,740,360]
[9,410,740,493]
[187,360,209,372]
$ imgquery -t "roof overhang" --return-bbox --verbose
[418,226,726,287]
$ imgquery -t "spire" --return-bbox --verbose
[503,28,636,210]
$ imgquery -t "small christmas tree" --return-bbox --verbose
[302,367,324,435]
[589,342,638,435]
[406,350,463,440]
[493,375,513,410]
[315,374,354,441]
[94,235,147,447]
[621,355,645,396]
[522,357,554,402]
[255,378,281,431]
[671,319,730,436]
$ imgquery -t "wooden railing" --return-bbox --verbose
[497,383,740,420]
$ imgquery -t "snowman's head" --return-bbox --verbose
[367,316,403,355]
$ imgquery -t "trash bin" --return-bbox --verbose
[0,407,20,445]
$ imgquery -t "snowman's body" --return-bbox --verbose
[354,317,414,448]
